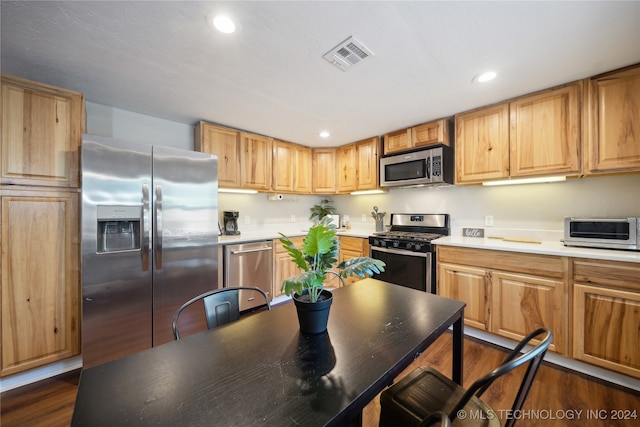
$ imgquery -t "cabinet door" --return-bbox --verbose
[273,237,304,299]
[438,263,490,330]
[510,83,581,177]
[491,272,566,354]
[383,128,412,155]
[412,119,450,148]
[355,137,379,190]
[240,132,272,190]
[272,140,293,192]
[1,75,84,188]
[338,236,365,286]
[293,145,312,193]
[337,144,357,193]
[1,189,80,376]
[573,284,640,379]
[195,122,241,187]
[573,258,640,378]
[587,65,640,173]
[312,148,337,193]
[455,104,509,184]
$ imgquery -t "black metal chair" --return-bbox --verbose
[380,328,553,427]
[172,287,271,340]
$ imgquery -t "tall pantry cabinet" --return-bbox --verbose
[0,74,84,376]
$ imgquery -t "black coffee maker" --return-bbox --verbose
[223,211,240,235]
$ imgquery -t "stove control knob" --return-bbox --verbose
[380,240,387,247]
[406,243,413,250]
[393,241,400,248]
[414,243,422,251]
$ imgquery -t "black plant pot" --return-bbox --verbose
[292,289,333,334]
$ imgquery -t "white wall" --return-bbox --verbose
[86,102,193,149]
[333,174,640,239]
[85,102,640,238]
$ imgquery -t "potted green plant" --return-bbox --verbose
[309,198,335,221]
[279,216,385,334]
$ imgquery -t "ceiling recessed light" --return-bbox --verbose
[211,15,235,34]
[472,71,497,83]
[319,131,330,138]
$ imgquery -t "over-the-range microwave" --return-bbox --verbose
[563,217,640,251]
[380,145,454,188]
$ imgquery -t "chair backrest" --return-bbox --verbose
[172,287,271,340]
[450,328,553,427]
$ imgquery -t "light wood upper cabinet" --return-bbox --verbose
[312,148,337,194]
[355,137,379,190]
[383,128,412,154]
[585,65,640,174]
[510,82,581,177]
[384,118,451,155]
[1,74,85,188]
[456,82,582,184]
[337,136,380,193]
[240,132,272,190]
[1,188,80,376]
[195,122,241,188]
[572,258,640,379]
[455,104,510,183]
[273,140,294,192]
[337,144,357,193]
[273,140,312,193]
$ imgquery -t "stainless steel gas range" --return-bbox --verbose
[368,213,450,293]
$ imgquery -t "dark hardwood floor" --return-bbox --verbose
[2,333,639,426]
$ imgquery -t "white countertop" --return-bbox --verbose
[433,236,640,263]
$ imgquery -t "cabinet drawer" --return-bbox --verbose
[573,258,640,292]
[274,236,304,253]
[340,236,364,252]
[437,246,566,279]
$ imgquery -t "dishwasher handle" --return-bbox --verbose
[230,247,272,255]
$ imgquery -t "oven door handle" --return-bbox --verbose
[370,246,428,258]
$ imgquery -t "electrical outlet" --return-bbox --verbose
[362,214,367,222]
[484,215,494,226]
[290,214,296,222]
[244,215,251,225]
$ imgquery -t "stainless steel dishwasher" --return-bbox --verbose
[224,241,273,311]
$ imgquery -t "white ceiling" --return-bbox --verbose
[1,1,639,147]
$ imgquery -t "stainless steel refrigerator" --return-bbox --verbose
[81,135,218,368]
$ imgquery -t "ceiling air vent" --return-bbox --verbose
[322,36,374,71]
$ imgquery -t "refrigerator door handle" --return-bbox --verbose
[155,184,163,270]
[142,184,150,272]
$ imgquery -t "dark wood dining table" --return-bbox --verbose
[71,278,465,426]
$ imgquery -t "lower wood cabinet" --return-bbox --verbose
[338,236,368,286]
[273,236,304,299]
[572,258,640,379]
[437,246,567,354]
[439,263,490,331]
[0,187,80,376]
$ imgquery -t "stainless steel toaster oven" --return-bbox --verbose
[563,217,639,251]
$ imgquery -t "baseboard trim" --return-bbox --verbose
[463,328,640,393]
[0,356,83,393]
